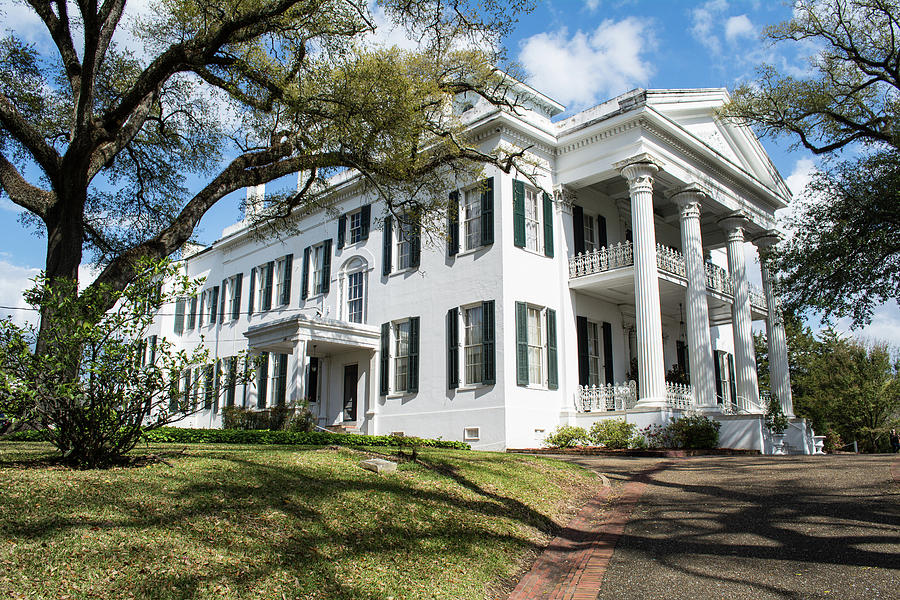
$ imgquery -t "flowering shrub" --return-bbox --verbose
[543,425,589,448]
[640,423,678,448]
[640,415,720,449]
[589,419,642,449]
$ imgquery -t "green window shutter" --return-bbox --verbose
[380,322,390,396]
[149,335,157,365]
[321,239,332,293]
[210,286,219,324]
[188,295,197,329]
[408,316,420,393]
[257,353,269,409]
[481,177,494,246]
[602,321,614,384]
[232,273,243,320]
[598,215,608,249]
[360,204,371,240]
[448,190,459,257]
[547,308,558,389]
[219,279,228,320]
[247,268,256,315]
[447,307,459,389]
[169,369,180,411]
[204,364,214,409]
[516,301,528,386]
[301,247,310,300]
[263,261,274,310]
[337,214,346,249]
[226,357,237,408]
[174,298,185,334]
[573,205,585,255]
[275,353,288,406]
[197,291,205,327]
[543,192,554,258]
[410,222,421,268]
[513,180,525,248]
[281,254,293,305]
[576,316,589,386]
[382,216,393,276]
[482,300,495,384]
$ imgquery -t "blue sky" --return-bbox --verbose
[1,0,898,345]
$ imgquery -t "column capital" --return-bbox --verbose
[670,185,711,219]
[752,228,783,250]
[553,184,577,214]
[718,210,750,241]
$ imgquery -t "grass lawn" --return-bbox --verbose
[0,442,600,600]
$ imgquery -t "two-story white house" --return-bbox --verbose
[149,82,814,454]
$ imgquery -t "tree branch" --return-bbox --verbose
[0,92,61,177]
[0,151,55,218]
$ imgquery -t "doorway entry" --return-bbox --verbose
[343,363,358,422]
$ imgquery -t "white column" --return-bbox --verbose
[291,339,308,407]
[754,232,794,416]
[619,159,666,407]
[719,212,760,406]
[671,187,717,409]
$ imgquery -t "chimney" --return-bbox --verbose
[245,183,265,219]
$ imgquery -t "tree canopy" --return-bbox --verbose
[721,0,900,326]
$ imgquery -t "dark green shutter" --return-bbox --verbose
[263,261,274,310]
[169,369,180,411]
[226,357,237,407]
[210,286,219,324]
[257,353,269,408]
[149,335,157,366]
[408,316,419,393]
[382,216,392,276]
[448,190,459,256]
[482,300,495,384]
[219,279,228,320]
[380,322,390,396]
[337,214,346,249]
[281,254,293,305]
[543,192,554,258]
[301,247,310,300]
[513,180,525,248]
[174,298,185,334]
[188,295,197,329]
[573,206,585,255]
[547,308,558,389]
[481,177,494,246]
[602,322,614,385]
[321,240,332,293]
[516,301,528,386]
[204,364,213,409]
[714,351,723,401]
[598,215,608,249]
[232,273,242,320]
[275,353,288,406]
[360,204,371,240]
[198,291,205,327]
[410,222,421,268]
[248,268,256,315]
[447,307,459,389]
[576,316,589,386]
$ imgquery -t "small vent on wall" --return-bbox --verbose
[464,427,480,441]
[390,431,405,437]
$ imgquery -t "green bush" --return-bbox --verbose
[139,427,470,449]
[543,425,589,448]
[222,406,297,430]
[589,419,640,449]
[823,428,843,453]
[668,415,721,449]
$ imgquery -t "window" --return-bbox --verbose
[313,245,327,293]
[513,180,553,257]
[257,262,273,312]
[272,353,288,407]
[224,357,238,408]
[302,241,332,298]
[349,211,363,244]
[393,320,410,392]
[587,321,603,386]
[382,216,419,275]
[464,305,483,385]
[379,317,419,395]
[516,302,558,389]
[463,427,480,441]
[584,215,596,253]
[524,189,541,253]
[227,274,243,321]
[463,189,481,250]
[448,178,494,257]
[397,220,415,270]
[347,271,364,323]
[187,295,197,330]
[275,254,293,306]
[337,205,371,249]
[527,307,543,385]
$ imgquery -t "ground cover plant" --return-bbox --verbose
[0,442,599,600]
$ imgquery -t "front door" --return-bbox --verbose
[343,363,358,422]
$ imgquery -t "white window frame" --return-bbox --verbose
[462,188,481,251]
[587,320,604,387]
[348,209,364,245]
[312,243,327,296]
[584,214,597,253]
[524,187,542,253]
[526,305,545,387]
[256,262,272,313]
[346,270,364,323]
[463,304,484,386]
[396,220,415,271]
[275,256,289,306]
[227,275,240,321]
[392,319,411,393]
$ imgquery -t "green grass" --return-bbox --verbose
[0,442,600,600]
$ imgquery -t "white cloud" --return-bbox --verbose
[784,157,816,198]
[822,301,900,350]
[518,18,655,111]
[0,260,40,328]
[725,15,755,43]
[585,0,601,11]
[691,0,728,54]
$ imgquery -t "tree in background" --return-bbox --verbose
[722,0,900,326]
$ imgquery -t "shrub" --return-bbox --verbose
[222,406,298,430]
[589,419,640,449]
[823,428,843,453]
[140,427,470,449]
[543,425,589,448]
[639,424,678,449]
[668,415,721,449]
[765,395,789,435]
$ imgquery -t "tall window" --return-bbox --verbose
[349,210,363,244]
[463,189,481,250]
[393,320,411,392]
[312,244,327,294]
[397,220,415,270]
[584,215,597,253]
[347,271,364,323]
[524,188,541,252]
[527,306,543,385]
[228,274,242,320]
[464,305,483,385]
[275,255,292,306]
[257,262,273,312]
[587,321,603,386]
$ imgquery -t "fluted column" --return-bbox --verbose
[754,232,794,416]
[671,186,717,409]
[618,159,666,407]
[719,212,760,405]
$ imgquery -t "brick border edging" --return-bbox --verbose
[508,460,671,600]
[507,447,760,457]
[892,455,900,482]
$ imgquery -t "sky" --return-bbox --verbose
[0,0,898,346]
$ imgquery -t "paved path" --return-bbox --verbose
[510,454,900,600]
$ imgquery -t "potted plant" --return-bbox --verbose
[765,395,789,455]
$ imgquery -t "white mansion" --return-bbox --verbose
[151,82,817,454]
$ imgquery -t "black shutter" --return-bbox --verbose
[481,177,494,246]
[275,353,288,406]
[189,295,197,329]
[727,353,737,403]
[301,247,311,300]
[174,298,185,334]
[602,322,614,385]
[382,216,392,276]
[337,214,346,249]
[410,222,421,268]
[408,317,419,393]
[598,215,608,249]
[482,300,495,384]
[263,261,274,310]
[380,322,390,396]
[281,254,293,305]
[248,268,256,315]
[232,273,243,320]
[543,192,554,258]
[360,204,371,240]
[447,307,459,389]
[210,286,219,324]
[516,301,528,385]
[713,351,723,402]
[573,205,585,255]
[448,190,459,256]
[513,180,525,248]
[321,239,332,293]
[576,316,589,386]
[257,353,268,409]
[219,279,228,321]
[307,357,319,403]
[547,308,558,390]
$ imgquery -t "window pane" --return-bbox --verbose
[313,245,325,294]
[464,306,483,385]
[587,322,603,386]
[397,221,414,270]
[463,190,481,250]
[525,189,541,252]
[349,211,362,243]
[347,271,363,323]
[394,321,410,392]
[584,215,596,253]
[527,307,543,385]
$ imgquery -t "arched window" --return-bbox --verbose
[340,256,367,323]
